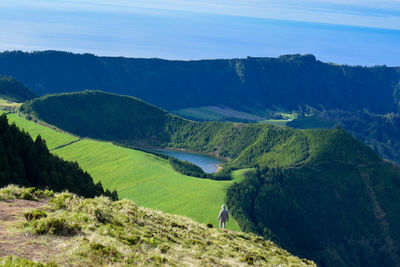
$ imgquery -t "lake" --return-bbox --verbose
[154,149,222,173]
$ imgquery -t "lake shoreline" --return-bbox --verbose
[151,147,225,173]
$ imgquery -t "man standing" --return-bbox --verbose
[218,205,229,229]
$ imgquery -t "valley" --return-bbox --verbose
[1,53,400,266]
[6,113,242,231]
[2,1,400,265]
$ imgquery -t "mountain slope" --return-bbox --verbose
[0,185,315,266]
[21,90,174,146]
[6,113,242,231]
[227,130,400,267]
[2,51,400,113]
[20,91,328,169]
[0,76,36,102]
[288,110,400,165]
[19,90,400,266]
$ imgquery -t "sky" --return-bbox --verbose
[0,0,399,65]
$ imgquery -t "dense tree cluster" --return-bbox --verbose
[289,109,400,165]
[0,114,117,200]
[0,75,36,102]
[226,132,400,267]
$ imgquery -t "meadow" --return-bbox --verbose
[7,113,243,230]
[7,114,78,150]
[172,105,263,121]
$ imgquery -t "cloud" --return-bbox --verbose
[2,0,400,29]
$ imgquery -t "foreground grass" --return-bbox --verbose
[0,186,315,266]
[0,256,56,267]
[7,113,243,230]
[0,185,54,201]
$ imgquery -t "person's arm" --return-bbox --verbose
[218,211,222,221]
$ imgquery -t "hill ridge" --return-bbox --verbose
[1,50,399,113]
[0,185,315,266]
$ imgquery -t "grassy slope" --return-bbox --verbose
[7,114,78,150]
[0,185,315,266]
[173,106,264,121]
[7,114,241,231]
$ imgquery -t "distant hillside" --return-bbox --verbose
[288,110,400,165]
[0,113,115,199]
[21,90,175,146]
[0,76,36,102]
[20,91,338,169]
[0,185,315,266]
[19,90,400,266]
[1,51,400,114]
[227,130,400,267]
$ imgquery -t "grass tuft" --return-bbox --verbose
[0,185,54,201]
[0,256,56,267]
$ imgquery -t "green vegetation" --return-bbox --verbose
[227,129,400,267]
[0,185,54,201]
[16,91,400,266]
[7,113,78,150]
[8,187,314,266]
[0,114,115,199]
[173,105,264,122]
[7,113,240,230]
[289,110,400,165]
[0,98,22,112]
[51,139,240,230]
[287,114,335,129]
[20,91,331,169]
[258,119,289,126]
[1,51,399,115]
[21,90,173,147]
[168,158,231,180]
[0,75,36,103]
[0,256,56,267]
[168,158,209,178]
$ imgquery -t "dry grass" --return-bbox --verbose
[0,186,315,266]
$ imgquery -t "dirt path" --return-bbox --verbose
[0,199,62,262]
[50,138,82,151]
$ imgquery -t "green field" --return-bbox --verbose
[0,98,21,111]
[173,105,264,121]
[7,114,78,150]
[7,113,243,230]
[258,119,290,126]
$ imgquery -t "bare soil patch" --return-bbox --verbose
[0,199,62,262]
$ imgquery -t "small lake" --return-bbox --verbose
[154,149,223,173]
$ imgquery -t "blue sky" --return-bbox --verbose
[0,0,399,65]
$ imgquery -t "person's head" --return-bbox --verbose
[222,205,225,210]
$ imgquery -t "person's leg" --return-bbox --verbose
[219,220,222,229]
[222,221,226,229]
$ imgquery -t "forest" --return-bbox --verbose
[227,130,400,267]
[0,75,36,102]
[0,114,117,200]
[288,109,400,165]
